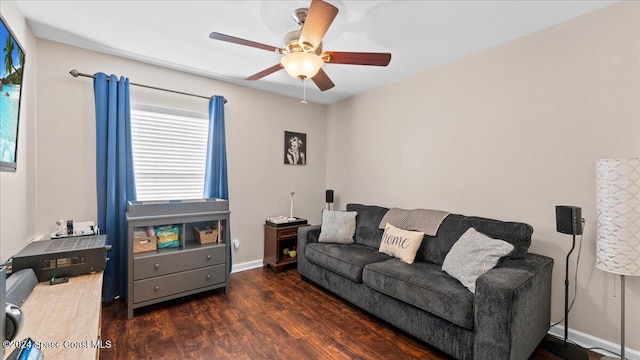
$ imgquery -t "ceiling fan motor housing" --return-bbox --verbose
[283,29,322,55]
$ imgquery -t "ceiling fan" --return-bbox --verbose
[209,0,391,92]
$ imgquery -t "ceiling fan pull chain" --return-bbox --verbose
[301,79,308,104]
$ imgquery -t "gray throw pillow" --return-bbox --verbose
[319,210,357,244]
[442,227,514,293]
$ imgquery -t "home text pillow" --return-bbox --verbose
[378,223,424,264]
[318,210,357,244]
[442,227,514,293]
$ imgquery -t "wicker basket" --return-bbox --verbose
[133,237,157,253]
[194,226,218,244]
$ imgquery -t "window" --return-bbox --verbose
[130,105,209,201]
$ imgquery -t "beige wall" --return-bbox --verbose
[33,39,327,267]
[0,1,38,262]
[326,0,640,352]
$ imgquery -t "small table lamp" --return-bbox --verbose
[288,192,296,220]
[596,158,640,360]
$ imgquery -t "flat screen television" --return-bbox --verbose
[0,16,25,173]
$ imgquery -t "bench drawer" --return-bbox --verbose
[134,246,225,280]
[133,264,225,303]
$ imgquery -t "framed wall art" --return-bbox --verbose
[284,131,306,165]
[0,16,26,172]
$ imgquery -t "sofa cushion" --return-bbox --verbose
[363,259,475,329]
[378,223,424,264]
[318,210,357,244]
[346,203,390,249]
[442,227,514,293]
[417,214,533,265]
[305,243,392,283]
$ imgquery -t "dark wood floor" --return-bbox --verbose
[100,267,601,359]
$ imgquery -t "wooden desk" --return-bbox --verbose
[3,272,104,360]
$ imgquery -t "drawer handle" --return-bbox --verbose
[206,255,212,260]
[154,285,160,291]
[206,274,211,280]
[154,263,160,269]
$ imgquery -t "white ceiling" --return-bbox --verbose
[15,0,618,105]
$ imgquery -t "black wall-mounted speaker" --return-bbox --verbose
[326,190,334,203]
[556,205,583,235]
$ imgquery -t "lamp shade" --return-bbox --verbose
[280,52,323,80]
[596,158,640,276]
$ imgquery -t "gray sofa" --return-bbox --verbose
[297,203,554,360]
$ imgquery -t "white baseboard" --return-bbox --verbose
[230,259,263,273]
[549,325,640,360]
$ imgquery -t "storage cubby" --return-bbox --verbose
[127,199,230,319]
[277,237,297,263]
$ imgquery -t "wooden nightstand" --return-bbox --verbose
[264,222,309,273]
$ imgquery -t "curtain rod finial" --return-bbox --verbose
[69,69,80,77]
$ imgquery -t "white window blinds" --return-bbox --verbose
[130,105,209,201]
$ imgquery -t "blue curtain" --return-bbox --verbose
[204,95,228,199]
[203,95,230,270]
[94,73,136,302]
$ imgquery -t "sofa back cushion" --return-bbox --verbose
[346,203,389,249]
[346,204,533,264]
[417,214,533,265]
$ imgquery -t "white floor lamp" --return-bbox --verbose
[596,158,640,360]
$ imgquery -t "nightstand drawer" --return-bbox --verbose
[133,264,225,303]
[134,246,225,280]
[277,227,301,238]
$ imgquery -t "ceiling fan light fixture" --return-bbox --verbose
[280,52,323,80]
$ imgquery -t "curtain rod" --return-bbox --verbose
[69,70,228,103]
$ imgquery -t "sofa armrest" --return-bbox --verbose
[473,253,554,360]
[297,225,321,277]
[298,225,321,249]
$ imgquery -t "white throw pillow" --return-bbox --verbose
[318,210,357,244]
[442,227,514,293]
[378,223,424,264]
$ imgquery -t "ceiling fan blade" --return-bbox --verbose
[209,32,283,53]
[311,68,335,91]
[322,51,392,66]
[245,64,283,80]
[299,0,339,51]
